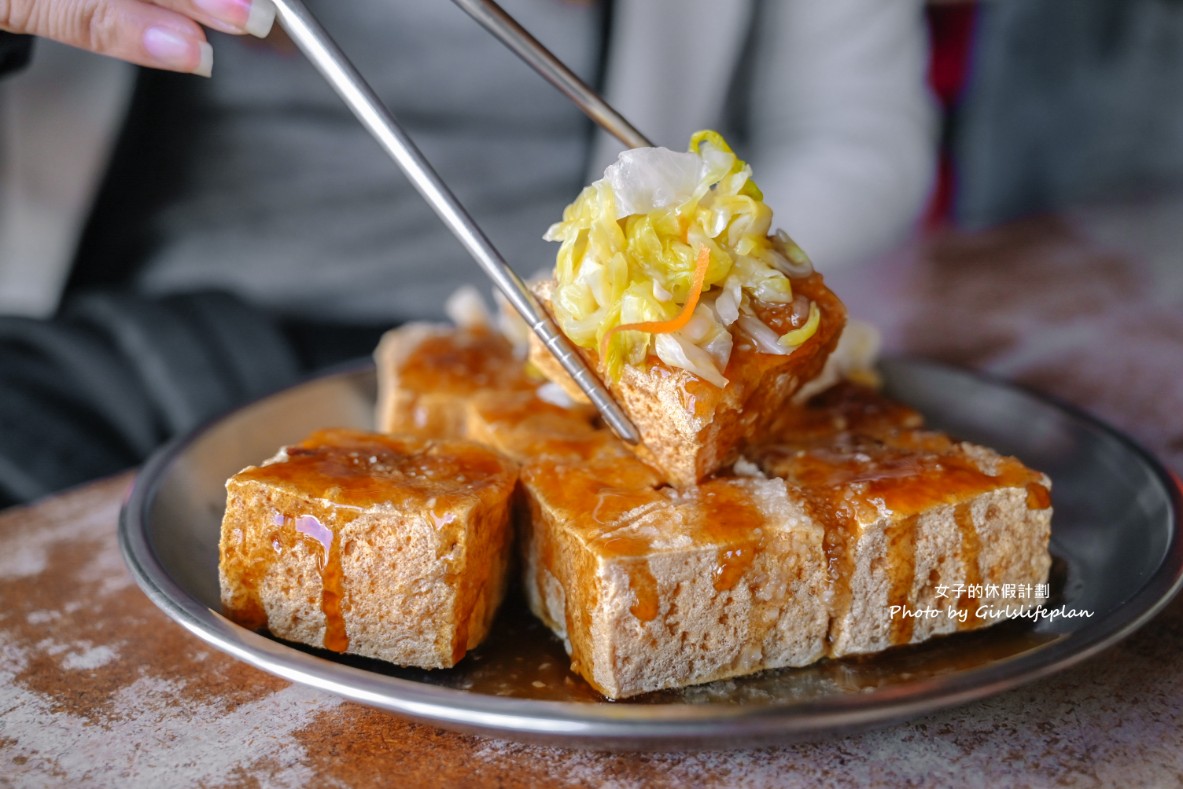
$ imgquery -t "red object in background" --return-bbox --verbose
[925,4,977,225]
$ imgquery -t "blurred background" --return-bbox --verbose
[1,0,1181,506]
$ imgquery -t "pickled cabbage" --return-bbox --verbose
[544,131,817,384]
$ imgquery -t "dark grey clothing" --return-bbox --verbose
[0,290,309,507]
[0,32,33,75]
[3,1,605,506]
[955,0,1183,227]
[74,0,602,323]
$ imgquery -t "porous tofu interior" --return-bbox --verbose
[350,326,1052,697]
[507,383,1051,698]
[527,272,849,487]
[219,429,518,669]
[520,453,830,698]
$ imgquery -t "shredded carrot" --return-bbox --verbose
[599,245,711,359]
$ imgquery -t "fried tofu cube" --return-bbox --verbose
[529,273,847,486]
[752,384,1053,657]
[219,428,519,669]
[375,324,534,438]
[463,389,627,464]
[519,453,829,699]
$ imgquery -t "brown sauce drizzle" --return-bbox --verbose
[315,520,349,653]
[887,514,919,644]
[1026,482,1052,510]
[530,503,556,625]
[226,429,515,655]
[483,392,676,629]
[620,274,844,429]
[279,513,351,653]
[471,392,609,463]
[953,502,984,630]
[773,382,926,441]
[451,608,471,666]
[713,546,754,593]
[752,299,807,335]
[222,509,351,651]
[523,457,666,627]
[593,512,663,623]
[697,482,764,592]
[627,561,661,622]
[236,429,512,509]
[799,492,858,647]
[647,359,722,422]
[522,454,773,628]
[220,522,271,631]
[679,377,717,422]
[753,383,1049,649]
[398,328,532,394]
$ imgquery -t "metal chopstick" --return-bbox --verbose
[449,0,653,149]
[269,0,640,444]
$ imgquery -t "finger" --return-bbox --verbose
[149,0,275,39]
[0,0,214,75]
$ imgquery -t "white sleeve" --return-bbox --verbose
[745,0,937,271]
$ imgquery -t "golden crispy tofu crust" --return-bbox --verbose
[240,325,1055,698]
[528,272,847,486]
[219,429,518,669]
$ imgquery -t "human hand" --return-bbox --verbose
[0,0,277,76]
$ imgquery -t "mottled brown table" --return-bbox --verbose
[3,209,1182,787]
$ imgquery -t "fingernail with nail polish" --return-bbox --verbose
[194,0,274,38]
[144,27,213,76]
[246,0,277,38]
[196,41,214,77]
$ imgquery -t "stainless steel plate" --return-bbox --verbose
[119,359,1183,749]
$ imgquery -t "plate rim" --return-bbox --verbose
[117,358,1183,747]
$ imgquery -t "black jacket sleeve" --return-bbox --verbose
[0,32,34,77]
